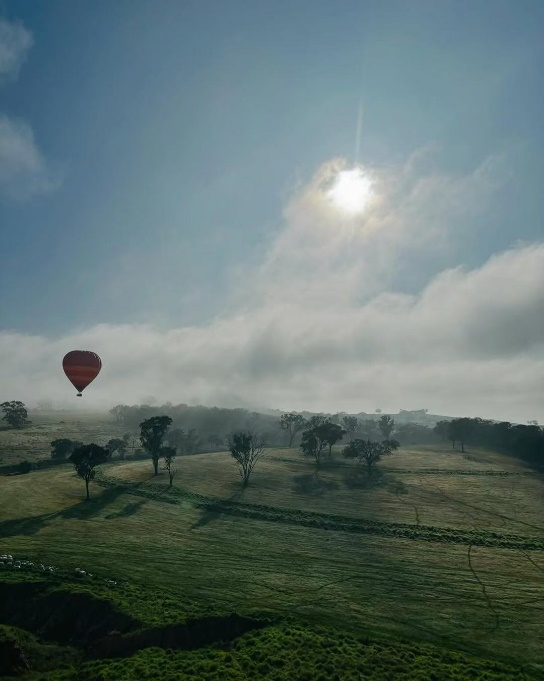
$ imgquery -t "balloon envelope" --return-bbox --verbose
[62,351,102,396]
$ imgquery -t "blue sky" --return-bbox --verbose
[0,0,543,420]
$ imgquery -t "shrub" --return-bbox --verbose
[18,460,32,474]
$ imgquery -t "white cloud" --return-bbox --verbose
[0,20,61,200]
[0,18,33,82]
[0,115,62,199]
[1,153,540,423]
[1,242,542,423]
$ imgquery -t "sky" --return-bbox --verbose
[0,0,543,422]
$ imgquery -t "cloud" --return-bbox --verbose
[1,152,540,423]
[1,240,542,423]
[0,18,33,82]
[0,20,61,200]
[0,115,62,199]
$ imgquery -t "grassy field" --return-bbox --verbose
[0,411,126,467]
[1,413,543,678]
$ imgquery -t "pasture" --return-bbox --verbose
[1,413,543,678]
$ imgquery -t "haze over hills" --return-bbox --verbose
[1,2,543,678]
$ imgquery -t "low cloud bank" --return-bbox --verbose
[1,146,541,422]
[2,242,542,423]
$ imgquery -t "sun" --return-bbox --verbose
[327,167,373,215]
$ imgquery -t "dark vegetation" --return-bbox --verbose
[0,571,538,680]
[68,444,110,500]
[1,401,30,429]
[434,417,544,469]
[139,415,173,476]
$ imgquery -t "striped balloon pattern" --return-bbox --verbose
[62,351,102,396]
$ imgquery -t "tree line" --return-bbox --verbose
[3,401,542,498]
[433,417,544,468]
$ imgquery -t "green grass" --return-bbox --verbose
[0,411,127,467]
[1,414,544,677]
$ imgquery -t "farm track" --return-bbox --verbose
[97,467,544,551]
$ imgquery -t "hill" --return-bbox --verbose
[0,413,543,678]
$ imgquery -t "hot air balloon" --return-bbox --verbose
[62,351,102,397]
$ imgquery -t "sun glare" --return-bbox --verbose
[328,167,373,215]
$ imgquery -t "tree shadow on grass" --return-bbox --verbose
[292,473,338,497]
[342,467,407,494]
[190,485,247,531]
[0,512,54,538]
[0,486,131,539]
[104,500,147,520]
[57,487,126,520]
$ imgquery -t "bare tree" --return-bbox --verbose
[228,431,266,486]
[162,447,177,487]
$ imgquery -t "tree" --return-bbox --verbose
[300,427,328,469]
[379,415,395,439]
[69,444,109,500]
[185,428,201,454]
[166,428,186,454]
[106,438,127,459]
[228,431,266,486]
[280,412,307,447]
[433,420,450,442]
[51,438,79,460]
[322,422,346,458]
[207,433,224,449]
[162,446,177,487]
[1,401,30,429]
[140,416,173,475]
[341,415,359,441]
[359,419,379,441]
[307,414,327,429]
[449,418,473,453]
[343,438,399,476]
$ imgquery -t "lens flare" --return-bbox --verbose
[328,167,373,215]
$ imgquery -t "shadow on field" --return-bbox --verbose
[0,486,132,538]
[292,473,338,497]
[190,486,246,531]
[58,487,125,520]
[342,467,407,494]
[104,500,147,520]
[0,512,53,538]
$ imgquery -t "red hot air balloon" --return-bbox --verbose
[62,351,102,396]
